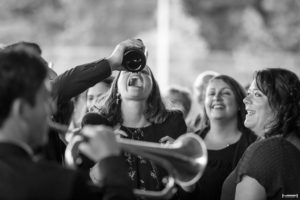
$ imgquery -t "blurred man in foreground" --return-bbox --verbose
[0,48,135,199]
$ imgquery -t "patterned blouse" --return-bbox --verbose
[119,111,187,200]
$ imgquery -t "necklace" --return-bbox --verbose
[122,126,145,140]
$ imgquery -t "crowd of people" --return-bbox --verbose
[0,38,299,200]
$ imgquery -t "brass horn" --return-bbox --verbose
[49,121,207,199]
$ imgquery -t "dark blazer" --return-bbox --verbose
[0,142,135,200]
[44,59,112,163]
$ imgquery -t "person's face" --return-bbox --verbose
[168,95,188,119]
[205,79,238,121]
[243,80,275,136]
[25,79,53,147]
[194,75,214,105]
[117,66,153,101]
[87,82,110,111]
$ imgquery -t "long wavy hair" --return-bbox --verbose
[200,75,251,135]
[254,68,300,138]
[93,68,172,126]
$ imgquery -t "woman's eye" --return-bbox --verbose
[222,92,231,95]
[141,70,149,75]
[254,92,261,97]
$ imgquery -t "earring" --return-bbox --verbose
[116,93,121,105]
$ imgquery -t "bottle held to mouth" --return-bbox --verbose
[122,47,147,72]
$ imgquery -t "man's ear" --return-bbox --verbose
[6,99,30,138]
[10,98,29,119]
[10,98,30,131]
[10,98,23,117]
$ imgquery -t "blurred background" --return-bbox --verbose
[1,0,300,91]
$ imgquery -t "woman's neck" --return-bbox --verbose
[121,100,150,128]
[205,118,241,150]
[208,118,241,139]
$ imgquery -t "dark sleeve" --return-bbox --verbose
[52,59,111,107]
[44,60,112,163]
[235,139,281,191]
[71,156,135,200]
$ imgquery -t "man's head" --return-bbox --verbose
[4,41,58,81]
[164,86,192,119]
[5,41,42,55]
[0,49,52,147]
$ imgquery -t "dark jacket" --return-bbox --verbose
[44,59,112,163]
[0,142,134,200]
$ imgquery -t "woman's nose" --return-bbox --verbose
[130,71,139,75]
[91,99,97,107]
[213,92,222,100]
[243,95,250,105]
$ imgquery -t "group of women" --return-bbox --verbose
[72,41,300,200]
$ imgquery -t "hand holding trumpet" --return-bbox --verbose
[78,125,120,162]
[49,118,208,199]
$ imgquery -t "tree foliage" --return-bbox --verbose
[0,0,156,46]
[182,0,300,52]
[1,0,299,53]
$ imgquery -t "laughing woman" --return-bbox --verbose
[92,65,187,200]
[190,75,256,200]
[221,68,300,200]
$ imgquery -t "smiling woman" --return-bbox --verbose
[189,75,256,200]
[91,65,187,200]
[243,81,276,137]
[221,68,300,200]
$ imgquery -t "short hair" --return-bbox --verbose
[254,68,300,138]
[164,86,192,118]
[193,71,219,89]
[0,49,48,126]
[201,75,250,134]
[5,42,58,81]
[193,71,219,104]
[5,41,42,55]
[92,67,171,126]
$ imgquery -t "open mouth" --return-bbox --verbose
[212,104,225,109]
[128,76,143,87]
[246,110,256,116]
[212,105,224,109]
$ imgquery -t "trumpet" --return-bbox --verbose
[48,120,207,199]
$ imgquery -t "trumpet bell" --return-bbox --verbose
[118,133,207,188]
[58,121,208,199]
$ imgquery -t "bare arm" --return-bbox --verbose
[235,176,266,200]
